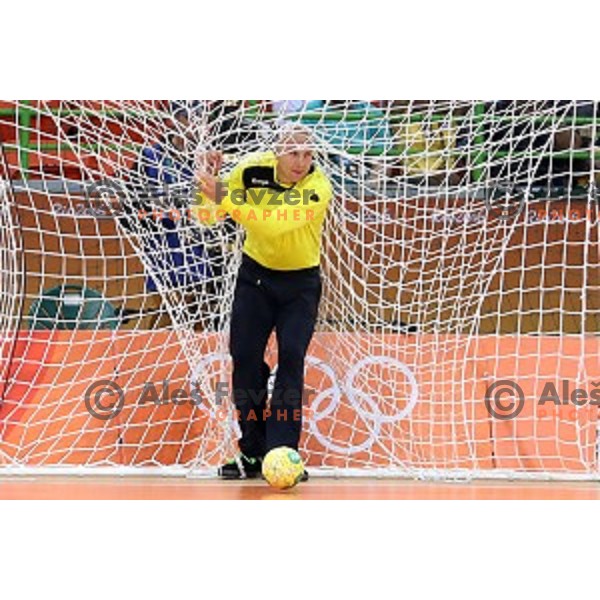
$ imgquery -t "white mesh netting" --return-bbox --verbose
[0,100,598,478]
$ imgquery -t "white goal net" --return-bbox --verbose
[0,100,598,478]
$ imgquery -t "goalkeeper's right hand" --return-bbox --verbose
[195,150,223,177]
[192,151,225,226]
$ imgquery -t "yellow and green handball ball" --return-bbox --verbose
[262,446,305,490]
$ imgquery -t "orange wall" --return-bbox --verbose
[1,331,598,473]
[12,192,599,334]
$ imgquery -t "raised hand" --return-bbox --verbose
[195,150,224,203]
[197,150,223,176]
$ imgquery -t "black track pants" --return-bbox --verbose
[229,254,321,458]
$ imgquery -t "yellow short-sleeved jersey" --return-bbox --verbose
[191,151,333,271]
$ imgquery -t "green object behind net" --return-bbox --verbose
[28,284,119,330]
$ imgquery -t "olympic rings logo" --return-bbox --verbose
[304,355,419,455]
[190,352,419,456]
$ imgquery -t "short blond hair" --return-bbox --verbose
[273,122,315,155]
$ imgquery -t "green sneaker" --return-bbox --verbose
[218,455,262,479]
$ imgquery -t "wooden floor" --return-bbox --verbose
[0,476,599,499]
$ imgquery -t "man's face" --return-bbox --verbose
[276,132,314,184]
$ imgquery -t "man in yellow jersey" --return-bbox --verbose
[193,124,333,479]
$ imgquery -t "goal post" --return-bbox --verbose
[0,100,598,478]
